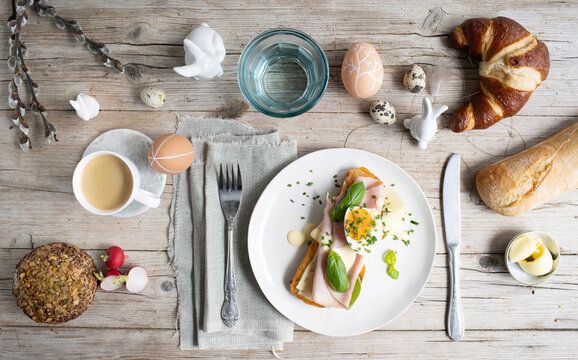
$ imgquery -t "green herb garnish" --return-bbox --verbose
[383,250,396,265]
[384,249,399,279]
[347,276,362,309]
[330,181,365,222]
[387,266,399,280]
[326,251,350,292]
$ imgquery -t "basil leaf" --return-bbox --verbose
[383,250,396,265]
[326,251,350,292]
[347,276,362,309]
[387,265,399,280]
[331,181,365,222]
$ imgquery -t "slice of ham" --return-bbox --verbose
[310,176,380,308]
[311,249,347,309]
[357,176,386,209]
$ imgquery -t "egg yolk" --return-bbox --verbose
[345,208,375,241]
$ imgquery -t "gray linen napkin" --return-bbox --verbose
[169,115,296,350]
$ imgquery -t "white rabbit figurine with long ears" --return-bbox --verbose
[404,97,448,150]
[173,23,226,80]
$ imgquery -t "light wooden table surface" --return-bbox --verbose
[1,1,577,359]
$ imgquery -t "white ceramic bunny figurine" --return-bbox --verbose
[69,93,100,121]
[173,23,226,80]
[403,97,448,150]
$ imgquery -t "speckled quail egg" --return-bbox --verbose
[370,100,397,125]
[140,86,166,108]
[403,64,426,93]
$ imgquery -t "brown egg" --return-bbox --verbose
[148,134,194,174]
[341,42,384,98]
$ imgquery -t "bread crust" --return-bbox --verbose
[449,17,549,132]
[13,243,97,324]
[476,122,578,216]
[289,167,377,307]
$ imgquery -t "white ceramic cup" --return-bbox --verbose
[72,150,161,215]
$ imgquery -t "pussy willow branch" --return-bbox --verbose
[30,0,141,79]
[9,0,57,149]
[18,50,56,141]
[8,0,32,150]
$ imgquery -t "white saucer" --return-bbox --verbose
[83,129,167,217]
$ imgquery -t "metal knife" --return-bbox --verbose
[442,153,464,341]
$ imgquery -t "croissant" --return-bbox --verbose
[449,17,550,132]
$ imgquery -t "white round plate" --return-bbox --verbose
[247,148,436,336]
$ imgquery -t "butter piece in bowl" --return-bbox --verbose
[505,231,559,285]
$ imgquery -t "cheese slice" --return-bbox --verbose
[296,253,317,299]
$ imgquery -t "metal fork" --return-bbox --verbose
[218,163,242,327]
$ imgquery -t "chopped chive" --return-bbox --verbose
[290,199,294,203]
[287,184,292,187]
[333,175,338,178]
[309,169,313,173]
[301,216,305,220]
[319,200,322,204]
[306,182,313,186]
[372,195,377,199]
[297,181,300,184]
[410,220,419,225]
[391,184,395,187]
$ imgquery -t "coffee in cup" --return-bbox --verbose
[73,151,160,215]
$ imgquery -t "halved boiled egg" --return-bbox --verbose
[344,206,385,255]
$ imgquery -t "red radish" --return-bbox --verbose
[99,276,124,291]
[101,246,126,269]
[93,271,124,292]
[104,269,122,277]
[124,266,149,293]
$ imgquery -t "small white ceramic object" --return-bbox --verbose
[403,97,448,150]
[505,231,559,286]
[69,93,99,121]
[72,150,161,216]
[173,23,226,80]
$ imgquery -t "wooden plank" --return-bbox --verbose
[0,0,576,357]
[0,1,575,115]
[1,326,577,359]
[0,250,176,329]
[1,111,576,254]
[1,250,576,331]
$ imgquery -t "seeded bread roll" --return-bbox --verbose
[476,122,578,216]
[12,243,97,324]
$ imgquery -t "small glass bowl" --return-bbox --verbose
[505,231,559,286]
[237,28,329,118]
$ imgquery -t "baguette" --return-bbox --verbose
[476,122,578,216]
[289,167,374,307]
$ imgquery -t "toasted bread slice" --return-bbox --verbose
[289,167,377,307]
[289,239,323,307]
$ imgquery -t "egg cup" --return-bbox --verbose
[505,231,559,286]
